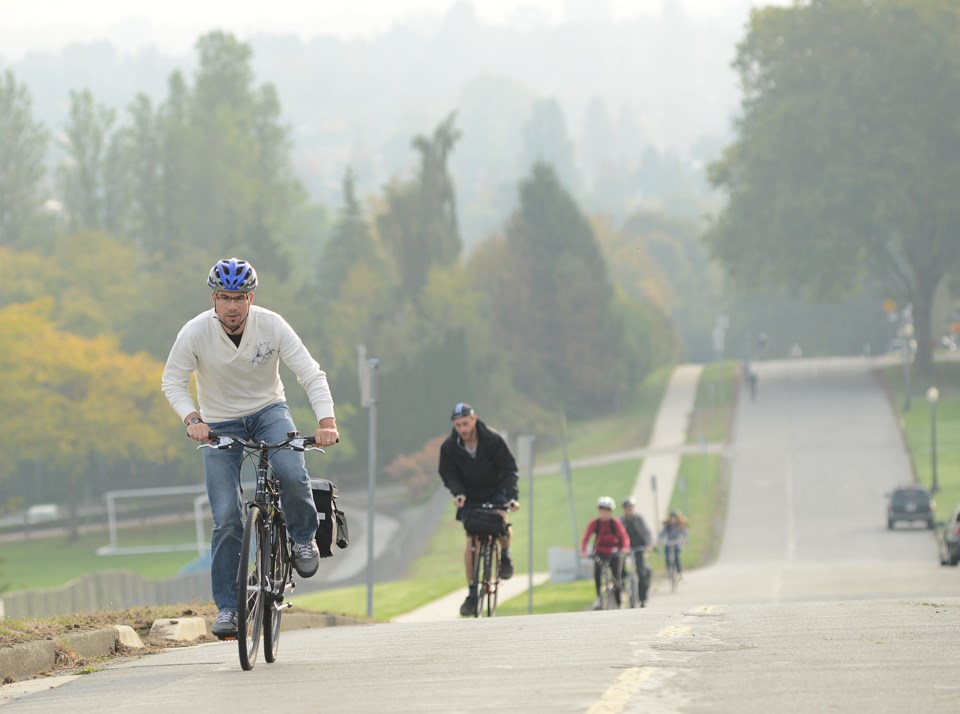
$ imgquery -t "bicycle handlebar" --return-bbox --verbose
[198,432,327,453]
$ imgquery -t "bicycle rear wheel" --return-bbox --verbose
[237,507,264,670]
[263,515,291,664]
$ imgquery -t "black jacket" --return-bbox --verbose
[620,514,651,548]
[438,419,519,502]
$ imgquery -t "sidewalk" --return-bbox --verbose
[629,364,704,531]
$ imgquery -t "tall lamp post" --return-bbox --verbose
[926,386,940,494]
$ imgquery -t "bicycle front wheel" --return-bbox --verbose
[471,537,484,618]
[237,506,265,670]
[600,564,615,610]
[482,541,500,618]
[667,548,679,593]
[263,515,291,664]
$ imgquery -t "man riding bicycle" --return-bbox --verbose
[438,403,519,617]
[581,497,630,609]
[162,258,339,638]
[620,496,652,606]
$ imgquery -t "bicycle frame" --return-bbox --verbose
[200,431,324,669]
[465,503,510,618]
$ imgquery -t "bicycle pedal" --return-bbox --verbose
[216,634,238,641]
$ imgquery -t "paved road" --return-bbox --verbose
[5,356,959,712]
[645,356,956,610]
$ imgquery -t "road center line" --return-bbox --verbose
[585,667,654,714]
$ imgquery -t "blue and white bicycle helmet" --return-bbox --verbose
[207,258,258,292]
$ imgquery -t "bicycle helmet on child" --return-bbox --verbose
[207,258,258,292]
[597,496,615,510]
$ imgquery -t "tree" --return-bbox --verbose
[481,163,626,414]
[318,168,376,299]
[521,97,581,195]
[706,0,960,375]
[0,301,179,538]
[378,113,462,301]
[0,70,49,247]
[57,89,116,233]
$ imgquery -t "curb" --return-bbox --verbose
[0,611,361,685]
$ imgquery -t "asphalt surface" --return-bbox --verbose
[4,356,959,713]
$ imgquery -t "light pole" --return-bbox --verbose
[926,386,940,494]
[358,345,379,618]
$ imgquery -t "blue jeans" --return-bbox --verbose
[203,402,319,610]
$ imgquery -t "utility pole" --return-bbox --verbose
[358,345,379,618]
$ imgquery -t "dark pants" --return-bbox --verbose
[593,553,623,605]
[631,549,650,600]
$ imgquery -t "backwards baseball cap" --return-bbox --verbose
[451,402,475,420]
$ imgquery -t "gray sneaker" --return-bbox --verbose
[211,608,238,638]
[292,540,320,578]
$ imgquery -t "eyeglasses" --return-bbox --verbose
[216,294,250,305]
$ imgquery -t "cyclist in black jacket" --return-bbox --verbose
[438,402,520,616]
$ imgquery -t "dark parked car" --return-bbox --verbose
[938,506,960,566]
[886,484,935,529]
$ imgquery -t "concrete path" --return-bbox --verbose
[629,363,705,531]
[392,572,550,622]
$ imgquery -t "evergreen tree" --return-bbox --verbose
[521,97,581,195]
[488,163,626,414]
[379,112,462,301]
[57,89,116,233]
[0,70,49,248]
[319,168,375,299]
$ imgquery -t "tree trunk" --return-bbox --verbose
[912,286,936,381]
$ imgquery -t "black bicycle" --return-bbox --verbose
[200,431,326,670]
[592,552,622,610]
[462,503,510,618]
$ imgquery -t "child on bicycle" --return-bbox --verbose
[658,511,689,576]
[581,497,630,609]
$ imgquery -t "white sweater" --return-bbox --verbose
[162,305,335,424]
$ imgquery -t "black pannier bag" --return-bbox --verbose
[462,509,507,537]
[311,478,341,557]
[334,507,349,549]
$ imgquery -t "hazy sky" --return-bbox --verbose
[2,0,774,59]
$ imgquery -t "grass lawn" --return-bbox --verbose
[882,359,960,520]
[498,578,596,616]
[534,366,672,464]
[664,454,726,571]
[688,361,737,444]
[0,521,201,592]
